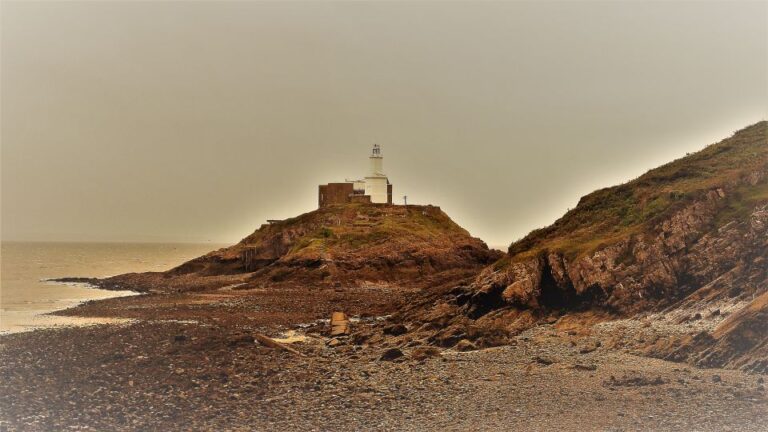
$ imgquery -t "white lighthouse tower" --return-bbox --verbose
[364,144,391,204]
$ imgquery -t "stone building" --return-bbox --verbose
[318,144,393,208]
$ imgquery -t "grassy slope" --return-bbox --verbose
[286,204,473,258]
[228,203,476,260]
[508,121,768,261]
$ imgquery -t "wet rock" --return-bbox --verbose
[351,332,370,345]
[383,324,407,336]
[379,348,404,361]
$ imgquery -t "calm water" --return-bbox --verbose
[0,242,227,334]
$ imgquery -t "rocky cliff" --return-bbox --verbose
[394,121,767,372]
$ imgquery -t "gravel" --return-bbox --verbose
[1,320,765,431]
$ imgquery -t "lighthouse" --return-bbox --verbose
[364,144,390,204]
[369,143,384,175]
[317,144,393,207]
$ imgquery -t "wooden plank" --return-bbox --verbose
[253,332,305,357]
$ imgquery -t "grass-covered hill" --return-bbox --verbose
[181,203,500,283]
[94,203,501,293]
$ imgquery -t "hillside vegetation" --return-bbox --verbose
[509,121,768,261]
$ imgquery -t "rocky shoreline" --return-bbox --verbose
[1,311,765,431]
[2,270,766,431]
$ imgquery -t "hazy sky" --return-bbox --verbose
[2,1,766,247]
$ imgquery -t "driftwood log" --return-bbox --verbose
[253,332,305,357]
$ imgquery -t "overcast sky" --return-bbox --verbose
[2,1,766,247]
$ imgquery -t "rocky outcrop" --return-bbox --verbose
[465,194,767,317]
[95,204,502,293]
[646,290,768,374]
[392,121,768,372]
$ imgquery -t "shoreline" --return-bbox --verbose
[0,280,139,335]
[1,311,765,431]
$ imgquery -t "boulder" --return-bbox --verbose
[379,348,405,361]
[383,324,407,336]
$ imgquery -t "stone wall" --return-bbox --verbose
[318,183,354,207]
[319,182,392,207]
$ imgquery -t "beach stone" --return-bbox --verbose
[455,339,477,352]
[579,340,601,354]
[383,324,407,336]
[379,348,404,361]
[534,356,555,366]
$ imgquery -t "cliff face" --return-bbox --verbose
[394,122,767,372]
[465,122,767,316]
[99,204,501,293]
[467,187,767,317]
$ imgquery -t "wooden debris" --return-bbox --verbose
[253,332,305,357]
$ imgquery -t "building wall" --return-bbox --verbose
[318,183,354,207]
[369,156,384,176]
[364,176,389,204]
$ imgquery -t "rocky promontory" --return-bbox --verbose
[387,121,768,373]
[80,204,501,294]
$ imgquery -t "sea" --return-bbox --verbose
[0,242,227,334]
